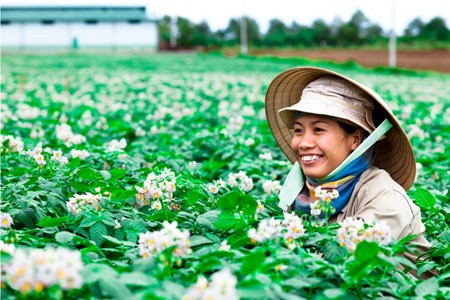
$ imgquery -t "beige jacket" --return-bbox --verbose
[288,166,432,272]
[328,166,433,276]
[330,166,430,249]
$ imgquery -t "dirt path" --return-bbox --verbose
[245,49,450,73]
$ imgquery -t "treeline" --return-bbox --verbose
[158,10,450,49]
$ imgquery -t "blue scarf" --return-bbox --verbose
[294,146,375,215]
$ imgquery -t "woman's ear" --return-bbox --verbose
[351,128,364,150]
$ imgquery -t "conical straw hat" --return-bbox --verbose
[265,66,416,191]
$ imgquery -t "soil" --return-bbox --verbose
[237,49,450,74]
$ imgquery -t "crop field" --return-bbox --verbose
[1,53,449,299]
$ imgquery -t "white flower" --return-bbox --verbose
[151,201,162,210]
[1,135,24,152]
[66,192,103,215]
[182,269,238,300]
[337,217,392,252]
[4,247,83,294]
[256,200,265,214]
[262,180,282,195]
[227,171,253,192]
[219,240,230,251]
[138,221,191,258]
[244,138,255,146]
[187,161,198,170]
[0,240,16,255]
[55,124,86,147]
[248,218,282,243]
[259,152,273,161]
[309,201,322,216]
[34,154,46,166]
[0,213,13,228]
[114,220,121,229]
[106,138,127,152]
[135,126,146,137]
[208,184,220,194]
[70,149,90,160]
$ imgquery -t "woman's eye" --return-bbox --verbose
[293,128,302,134]
[314,127,324,132]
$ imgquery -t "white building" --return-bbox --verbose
[1,5,159,51]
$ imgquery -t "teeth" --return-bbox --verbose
[302,155,320,162]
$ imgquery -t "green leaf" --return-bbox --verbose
[102,235,136,247]
[55,231,74,243]
[239,194,258,216]
[227,229,250,248]
[36,216,68,228]
[77,167,101,181]
[347,241,380,279]
[110,189,135,201]
[99,277,133,299]
[417,262,438,277]
[217,191,240,210]
[241,248,266,275]
[100,170,112,181]
[120,272,158,287]
[187,190,207,204]
[412,188,436,209]
[69,157,81,170]
[80,217,99,228]
[213,210,238,230]
[323,288,345,298]
[70,181,93,192]
[354,241,379,263]
[415,277,439,297]
[90,222,107,246]
[1,252,13,264]
[190,235,213,247]
[15,208,37,229]
[283,276,322,289]
[392,234,418,253]
[238,286,275,299]
[321,239,347,263]
[109,169,127,181]
[81,263,117,283]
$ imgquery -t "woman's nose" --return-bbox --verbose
[298,132,315,149]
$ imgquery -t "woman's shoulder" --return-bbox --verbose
[358,166,407,193]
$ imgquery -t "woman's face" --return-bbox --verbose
[291,114,362,179]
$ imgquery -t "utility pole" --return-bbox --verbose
[389,0,397,67]
[240,16,248,55]
[170,16,178,50]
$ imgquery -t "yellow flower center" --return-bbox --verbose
[35,282,44,293]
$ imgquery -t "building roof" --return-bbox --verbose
[1,6,156,22]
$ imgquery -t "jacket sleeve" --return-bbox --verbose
[350,170,424,240]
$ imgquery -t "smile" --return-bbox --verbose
[301,155,321,163]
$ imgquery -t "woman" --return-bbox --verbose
[265,67,431,274]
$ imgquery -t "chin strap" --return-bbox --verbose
[278,119,393,211]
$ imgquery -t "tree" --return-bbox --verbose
[422,17,450,41]
[263,19,289,46]
[312,19,332,46]
[404,18,425,38]
[244,16,262,46]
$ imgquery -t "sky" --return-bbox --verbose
[3,0,450,34]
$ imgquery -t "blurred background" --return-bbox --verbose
[1,0,450,72]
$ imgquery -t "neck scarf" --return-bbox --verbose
[294,146,375,215]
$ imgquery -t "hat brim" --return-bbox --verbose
[265,66,416,191]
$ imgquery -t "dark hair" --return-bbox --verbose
[337,121,368,138]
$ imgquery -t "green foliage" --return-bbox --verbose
[1,53,449,299]
[157,11,450,50]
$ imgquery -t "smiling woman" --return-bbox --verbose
[265,66,435,277]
